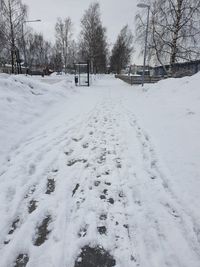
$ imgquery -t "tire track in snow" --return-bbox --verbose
[123,108,200,266]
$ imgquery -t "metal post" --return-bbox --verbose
[142,6,150,86]
[137,4,150,87]
[22,23,27,73]
[79,64,80,86]
[87,60,90,86]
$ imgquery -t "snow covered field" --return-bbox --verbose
[0,73,200,267]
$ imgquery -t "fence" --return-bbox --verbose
[115,75,162,85]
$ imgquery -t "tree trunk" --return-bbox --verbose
[170,0,183,65]
[64,56,67,74]
[8,0,16,74]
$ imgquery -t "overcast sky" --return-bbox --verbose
[23,0,141,63]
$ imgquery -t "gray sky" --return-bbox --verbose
[23,0,141,62]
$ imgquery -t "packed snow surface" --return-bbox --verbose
[0,73,200,267]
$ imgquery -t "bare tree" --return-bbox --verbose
[49,50,63,72]
[0,0,27,73]
[67,40,78,68]
[136,0,200,74]
[110,25,134,74]
[25,32,52,70]
[0,21,7,65]
[55,17,73,73]
[79,2,108,73]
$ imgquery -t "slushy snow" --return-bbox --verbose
[0,73,200,267]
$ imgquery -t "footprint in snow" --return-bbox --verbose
[26,185,36,197]
[78,225,88,238]
[100,195,106,200]
[74,245,116,267]
[33,215,52,246]
[72,183,80,197]
[82,142,89,149]
[46,178,55,194]
[14,254,29,267]
[67,159,87,167]
[103,189,108,195]
[64,149,73,156]
[115,158,122,168]
[97,226,107,235]
[28,199,37,213]
[99,214,107,221]
[4,218,20,245]
[108,198,114,204]
[94,181,101,187]
[72,137,83,142]
[104,182,111,186]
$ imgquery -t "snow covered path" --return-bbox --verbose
[0,76,200,267]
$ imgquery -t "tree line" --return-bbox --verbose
[0,0,200,75]
[0,0,133,74]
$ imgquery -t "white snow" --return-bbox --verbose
[123,74,200,222]
[0,73,200,267]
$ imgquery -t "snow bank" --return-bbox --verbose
[0,74,77,167]
[124,72,200,224]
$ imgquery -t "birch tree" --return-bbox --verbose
[136,0,200,73]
